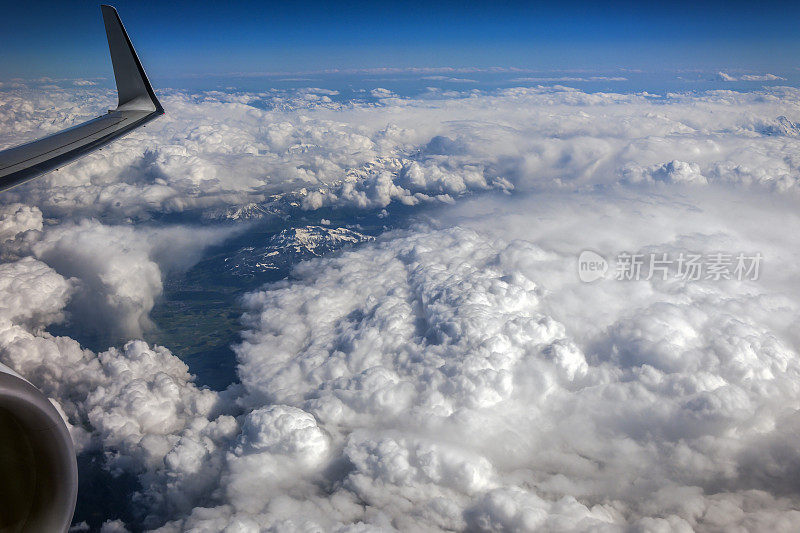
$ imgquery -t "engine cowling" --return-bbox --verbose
[0,363,77,533]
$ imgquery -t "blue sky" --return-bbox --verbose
[1,0,799,80]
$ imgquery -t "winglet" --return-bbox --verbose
[101,5,164,114]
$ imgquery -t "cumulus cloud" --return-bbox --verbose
[31,221,238,339]
[623,159,708,185]
[3,83,800,220]
[370,87,397,98]
[0,253,236,527]
[0,256,72,327]
[152,189,800,531]
[0,203,42,241]
[0,203,43,261]
[2,84,800,531]
[740,73,786,81]
[718,72,786,82]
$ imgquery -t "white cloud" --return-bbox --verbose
[153,189,800,531]
[623,159,707,185]
[741,74,786,81]
[3,84,800,219]
[2,84,800,530]
[0,256,72,327]
[511,76,628,82]
[0,255,235,526]
[0,203,42,259]
[31,221,237,339]
[370,87,397,98]
[422,76,479,83]
[718,72,786,82]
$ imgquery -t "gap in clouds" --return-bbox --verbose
[147,202,419,391]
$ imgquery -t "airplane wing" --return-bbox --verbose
[0,5,164,193]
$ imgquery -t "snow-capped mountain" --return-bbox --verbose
[224,225,375,275]
[762,115,800,137]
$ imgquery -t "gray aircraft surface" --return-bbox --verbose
[0,5,163,193]
[0,6,163,532]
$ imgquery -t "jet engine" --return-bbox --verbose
[0,363,77,532]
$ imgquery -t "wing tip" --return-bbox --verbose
[101,4,164,115]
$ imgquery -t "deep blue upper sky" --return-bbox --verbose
[1,0,799,80]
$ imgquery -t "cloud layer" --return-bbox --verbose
[1,83,800,531]
[3,83,800,220]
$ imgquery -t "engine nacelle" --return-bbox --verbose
[0,363,77,533]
